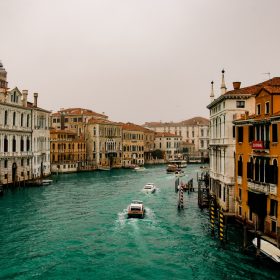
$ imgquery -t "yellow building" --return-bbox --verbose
[50,129,86,173]
[122,123,145,167]
[234,77,280,243]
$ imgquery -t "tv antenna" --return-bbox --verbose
[262,72,271,79]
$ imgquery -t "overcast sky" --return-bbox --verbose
[0,0,279,124]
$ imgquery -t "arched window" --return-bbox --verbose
[27,115,30,127]
[4,111,8,125]
[247,157,254,180]
[13,112,16,126]
[12,136,16,152]
[20,137,24,152]
[238,156,243,176]
[255,158,260,182]
[21,113,24,126]
[273,159,278,184]
[4,136,8,152]
[260,158,265,182]
[26,137,30,151]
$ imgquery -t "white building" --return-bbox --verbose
[154,132,182,161]
[207,70,255,212]
[0,63,50,186]
[144,116,209,162]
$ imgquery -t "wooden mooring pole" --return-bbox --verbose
[177,185,184,210]
[210,198,215,237]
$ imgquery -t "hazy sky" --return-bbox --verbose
[0,0,279,124]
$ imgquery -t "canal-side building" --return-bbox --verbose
[0,63,50,185]
[50,108,108,136]
[207,71,256,212]
[154,132,182,161]
[144,116,209,162]
[233,77,280,243]
[121,123,145,167]
[50,129,86,173]
[32,93,51,179]
[143,127,155,164]
[85,118,122,169]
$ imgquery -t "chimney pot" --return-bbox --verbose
[233,82,241,90]
[33,92,38,107]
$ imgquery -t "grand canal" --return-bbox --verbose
[0,165,279,280]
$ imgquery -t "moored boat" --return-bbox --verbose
[127,200,145,218]
[134,166,146,171]
[252,237,280,263]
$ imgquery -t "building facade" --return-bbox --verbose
[0,63,50,185]
[144,116,209,162]
[86,118,122,169]
[154,132,182,161]
[234,77,280,244]
[207,72,256,212]
[122,123,145,167]
[50,130,86,173]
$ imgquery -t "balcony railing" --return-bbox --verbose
[248,180,277,196]
[252,140,270,150]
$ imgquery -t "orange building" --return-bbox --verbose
[234,77,280,244]
[50,129,86,173]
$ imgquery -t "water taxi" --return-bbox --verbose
[168,160,187,168]
[252,238,280,263]
[127,200,145,218]
[42,179,53,186]
[166,164,178,173]
[143,183,156,193]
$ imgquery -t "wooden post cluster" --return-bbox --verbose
[219,209,224,243]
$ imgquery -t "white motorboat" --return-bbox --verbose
[252,237,280,263]
[143,183,156,193]
[134,166,146,172]
[127,200,145,218]
[42,179,53,186]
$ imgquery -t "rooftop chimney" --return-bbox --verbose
[33,92,38,107]
[210,81,215,102]
[233,82,241,90]
[22,90,28,107]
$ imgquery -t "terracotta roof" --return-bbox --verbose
[88,118,121,125]
[122,122,147,132]
[179,117,209,126]
[144,116,209,127]
[155,132,181,138]
[52,108,107,118]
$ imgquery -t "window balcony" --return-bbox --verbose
[252,140,270,150]
[248,180,277,196]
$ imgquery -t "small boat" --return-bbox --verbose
[252,237,280,263]
[42,179,53,186]
[98,166,111,171]
[143,183,156,193]
[166,164,177,173]
[134,166,146,172]
[175,170,185,177]
[168,160,187,168]
[127,200,145,218]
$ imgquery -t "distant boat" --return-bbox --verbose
[252,237,280,263]
[143,183,156,193]
[134,166,146,172]
[42,179,53,186]
[98,166,111,171]
[166,164,177,173]
[168,160,187,168]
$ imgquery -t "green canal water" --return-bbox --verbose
[0,165,280,280]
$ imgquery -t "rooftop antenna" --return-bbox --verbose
[262,72,271,80]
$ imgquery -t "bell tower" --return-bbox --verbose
[0,62,8,101]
